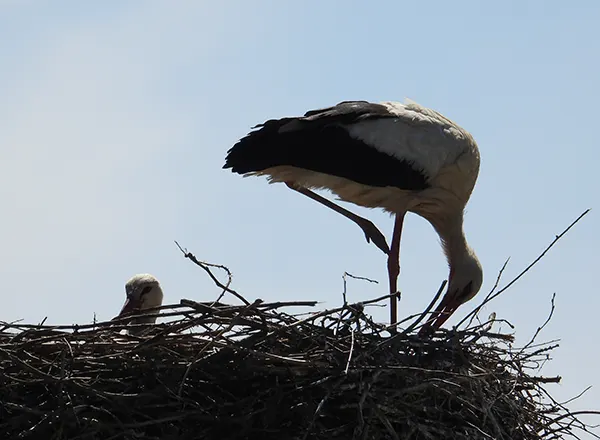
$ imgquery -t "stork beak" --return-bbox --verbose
[115,295,139,319]
[429,296,460,330]
[418,292,460,337]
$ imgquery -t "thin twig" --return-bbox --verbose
[344,329,356,374]
[400,279,447,335]
[518,293,556,356]
[459,209,590,328]
[174,241,250,305]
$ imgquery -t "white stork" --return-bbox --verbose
[223,99,483,335]
[113,273,164,332]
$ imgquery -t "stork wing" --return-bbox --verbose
[224,100,477,189]
[278,100,477,180]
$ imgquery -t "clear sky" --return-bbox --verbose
[1,1,598,435]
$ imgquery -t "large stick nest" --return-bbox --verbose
[0,291,594,439]
[0,211,597,440]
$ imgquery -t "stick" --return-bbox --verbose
[174,241,250,305]
[458,209,590,328]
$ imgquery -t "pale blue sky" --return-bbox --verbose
[1,1,598,434]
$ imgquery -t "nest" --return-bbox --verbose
[0,289,596,440]
[0,211,596,440]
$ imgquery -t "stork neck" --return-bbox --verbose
[434,212,471,267]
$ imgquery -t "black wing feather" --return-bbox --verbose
[223,101,429,191]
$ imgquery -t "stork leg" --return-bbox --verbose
[387,212,405,330]
[285,182,390,255]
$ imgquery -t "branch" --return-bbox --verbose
[174,241,250,305]
[517,293,556,356]
[458,208,590,328]
[400,279,447,336]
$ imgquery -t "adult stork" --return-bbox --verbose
[223,99,483,334]
[112,273,164,332]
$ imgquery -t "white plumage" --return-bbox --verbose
[112,273,164,334]
[348,102,470,177]
[224,99,483,335]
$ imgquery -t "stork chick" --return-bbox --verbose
[113,273,164,330]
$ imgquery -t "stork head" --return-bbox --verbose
[424,250,483,333]
[114,273,164,325]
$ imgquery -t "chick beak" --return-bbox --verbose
[114,295,139,319]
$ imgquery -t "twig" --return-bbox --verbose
[341,272,378,309]
[459,209,590,328]
[400,279,447,335]
[518,293,556,356]
[344,329,355,374]
[460,257,510,329]
[560,386,593,406]
[343,272,379,285]
[174,241,250,305]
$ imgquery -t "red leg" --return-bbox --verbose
[388,213,405,329]
[285,182,389,254]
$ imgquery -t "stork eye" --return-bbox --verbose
[140,286,153,296]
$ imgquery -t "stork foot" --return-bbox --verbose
[356,218,390,255]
